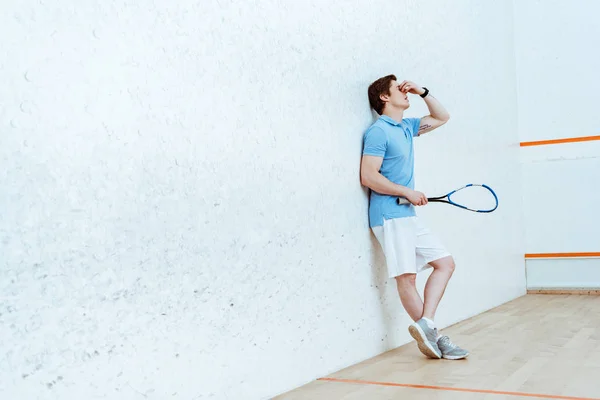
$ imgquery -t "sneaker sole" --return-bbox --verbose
[442,353,469,360]
[408,323,441,359]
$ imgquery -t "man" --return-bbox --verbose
[360,75,468,360]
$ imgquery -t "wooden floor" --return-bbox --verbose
[274,294,600,400]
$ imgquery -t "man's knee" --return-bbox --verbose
[431,256,455,274]
[395,273,417,286]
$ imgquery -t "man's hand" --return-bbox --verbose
[399,80,451,135]
[399,80,425,96]
[405,189,428,206]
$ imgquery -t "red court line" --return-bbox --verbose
[525,252,600,259]
[520,135,600,147]
[318,377,600,400]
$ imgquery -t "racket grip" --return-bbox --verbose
[397,197,410,205]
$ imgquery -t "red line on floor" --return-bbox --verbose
[317,377,600,400]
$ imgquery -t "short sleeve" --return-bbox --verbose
[362,127,387,157]
[405,117,422,137]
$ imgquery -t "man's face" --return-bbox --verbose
[384,80,410,110]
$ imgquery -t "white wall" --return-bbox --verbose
[0,1,525,399]
[514,0,600,289]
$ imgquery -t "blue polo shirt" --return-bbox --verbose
[362,115,422,227]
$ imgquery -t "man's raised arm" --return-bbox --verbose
[399,81,450,135]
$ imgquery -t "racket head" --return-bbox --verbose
[445,184,498,212]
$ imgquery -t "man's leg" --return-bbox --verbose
[418,256,469,360]
[394,257,455,323]
[395,273,423,322]
[422,256,455,320]
[404,254,454,359]
[396,272,443,359]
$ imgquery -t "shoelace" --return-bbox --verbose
[438,336,457,350]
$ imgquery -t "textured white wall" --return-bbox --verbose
[514,0,600,288]
[514,0,600,143]
[1,1,524,399]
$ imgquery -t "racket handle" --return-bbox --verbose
[397,197,410,205]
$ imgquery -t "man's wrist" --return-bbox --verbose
[396,185,413,198]
[420,87,429,98]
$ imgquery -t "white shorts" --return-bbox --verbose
[371,216,451,279]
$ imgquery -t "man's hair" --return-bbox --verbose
[368,74,396,115]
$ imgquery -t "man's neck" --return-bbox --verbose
[382,109,404,123]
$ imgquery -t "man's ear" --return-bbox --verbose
[379,93,389,103]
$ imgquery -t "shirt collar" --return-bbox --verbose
[379,115,402,126]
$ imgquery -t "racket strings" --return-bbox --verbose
[446,185,497,212]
